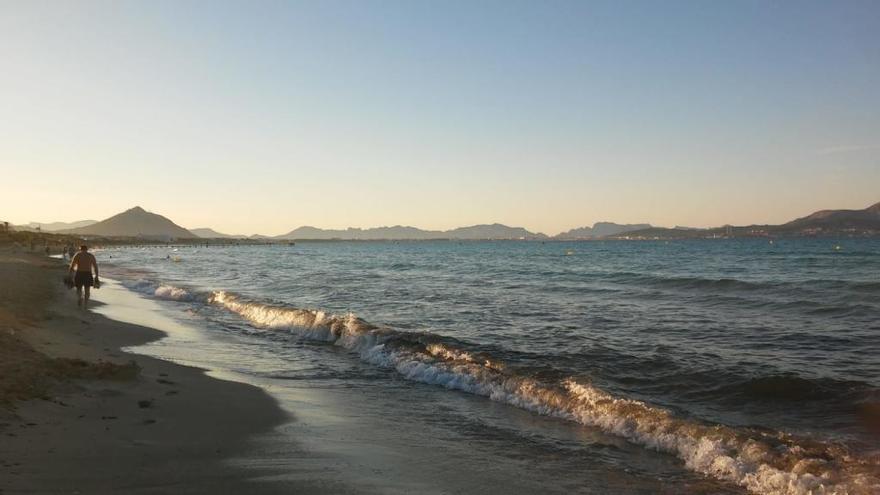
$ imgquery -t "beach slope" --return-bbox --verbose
[0,252,289,494]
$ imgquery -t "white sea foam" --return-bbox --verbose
[207,291,878,495]
[125,279,196,302]
[154,285,194,301]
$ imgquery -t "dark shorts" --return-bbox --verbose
[74,272,94,288]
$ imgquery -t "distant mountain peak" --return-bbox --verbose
[784,201,880,229]
[63,206,195,239]
[555,222,652,240]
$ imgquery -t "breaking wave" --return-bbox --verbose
[126,279,198,302]
[202,290,878,495]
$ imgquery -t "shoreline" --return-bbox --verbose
[4,245,876,494]
[0,252,293,494]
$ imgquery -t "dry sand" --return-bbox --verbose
[0,251,293,494]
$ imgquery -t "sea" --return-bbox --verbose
[92,238,879,494]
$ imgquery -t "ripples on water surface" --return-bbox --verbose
[102,239,880,494]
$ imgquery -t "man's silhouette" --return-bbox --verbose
[68,245,99,309]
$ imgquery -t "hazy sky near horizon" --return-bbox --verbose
[1,1,878,235]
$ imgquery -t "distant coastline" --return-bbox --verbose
[4,201,879,243]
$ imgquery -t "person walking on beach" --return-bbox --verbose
[68,245,100,309]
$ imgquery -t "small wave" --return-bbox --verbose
[807,304,876,317]
[605,272,772,292]
[154,285,195,301]
[849,281,880,293]
[713,374,872,404]
[207,290,879,495]
[125,279,198,302]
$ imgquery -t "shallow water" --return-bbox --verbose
[96,239,880,494]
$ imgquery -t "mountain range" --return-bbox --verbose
[188,228,244,239]
[53,209,647,240]
[273,223,552,240]
[13,220,98,232]
[610,202,880,239]
[16,202,879,241]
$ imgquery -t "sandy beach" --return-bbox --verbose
[0,251,290,494]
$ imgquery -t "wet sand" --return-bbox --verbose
[0,252,292,494]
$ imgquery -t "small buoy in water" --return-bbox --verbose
[833,244,842,251]
[565,250,574,256]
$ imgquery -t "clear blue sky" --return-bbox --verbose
[1,0,878,235]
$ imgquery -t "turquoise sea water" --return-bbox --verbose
[100,239,880,494]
